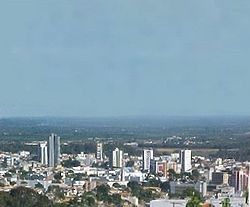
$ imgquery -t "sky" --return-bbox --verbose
[0,1,250,117]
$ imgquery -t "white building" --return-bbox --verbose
[112,148,123,168]
[19,151,30,157]
[39,142,48,165]
[143,149,154,172]
[180,150,192,172]
[96,142,103,161]
[150,199,187,207]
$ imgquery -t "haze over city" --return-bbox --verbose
[1,1,250,117]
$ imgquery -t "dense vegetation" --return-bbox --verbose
[0,187,53,207]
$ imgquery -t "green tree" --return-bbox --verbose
[110,194,122,205]
[160,181,170,192]
[125,160,134,167]
[244,191,248,204]
[81,192,96,207]
[168,169,177,181]
[186,195,202,207]
[96,184,110,202]
[183,188,201,200]
[35,182,44,189]
[62,158,80,168]
[191,169,200,182]
[221,198,231,207]
[127,181,141,197]
[10,187,53,207]
[0,191,11,207]
[47,185,65,201]
[54,172,62,182]
[143,178,161,187]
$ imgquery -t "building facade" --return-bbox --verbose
[180,150,192,172]
[143,149,154,172]
[112,148,123,168]
[48,133,60,167]
[96,142,103,161]
[39,141,48,165]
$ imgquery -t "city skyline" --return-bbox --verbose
[0,1,249,206]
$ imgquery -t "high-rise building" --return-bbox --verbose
[180,150,192,172]
[233,168,249,192]
[96,142,103,161]
[143,149,154,172]
[211,172,229,185]
[48,133,60,167]
[112,148,123,168]
[150,160,168,177]
[39,142,48,165]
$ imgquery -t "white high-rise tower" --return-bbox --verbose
[39,142,48,165]
[143,149,154,172]
[96,142,103,161]
[180,150,192,172]
[112,148,123,168]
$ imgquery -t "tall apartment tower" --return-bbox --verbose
[96,142,103,161]
[112,148,123,168]
[143,149,154,172]
[39,142,48,165]
[180,149,192,172]
[48,133,60,167]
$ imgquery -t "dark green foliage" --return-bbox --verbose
[160,181,170,192]
[110,194,122,205]
[0,187,53,207]
[186,195,202,207]
[168,169,178,181]
[125,160,134,167]
[47,185,65,200]
[191,169,201,182]
[54,172,62,181]
[62,158,80,168]
[221,198,231,207]
[127,181,141,196]
[95,184,123,205]
[81,192,96,207]
[143,178,161,187]
[35,182,44,189]
[92,161,109,169]
[183,188,202,200]
[127,181,157,202]
[61,142,96,155]
[96,184,110,202]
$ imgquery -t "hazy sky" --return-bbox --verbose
[0,1,250,117]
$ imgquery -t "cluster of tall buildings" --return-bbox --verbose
[38,136,192,173]
[38,133,60,167]
[109,146,192,174]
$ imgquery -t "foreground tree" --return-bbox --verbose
[186,195,202,207]
[221,198,231,207]
[81,192,96,207]
[0,186,53,207]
